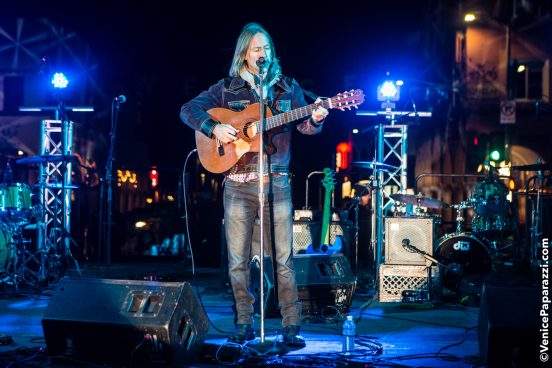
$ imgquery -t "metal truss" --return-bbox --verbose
[37,119,74,281]
[371,123,408,280]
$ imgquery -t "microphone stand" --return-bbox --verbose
[99,97,123,265]
[249,61,276,353]
[257,64,268,345]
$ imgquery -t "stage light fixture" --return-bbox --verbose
[377,80,400,102]
[51,72,69,89]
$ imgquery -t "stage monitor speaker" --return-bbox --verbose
[384,217,433,266]
[251,254,356,317]
[292,220,352,256]
[42,277,209,365]
[478,279,540,367]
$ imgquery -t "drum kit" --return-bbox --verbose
[0,176,39,287]
[389,175,517,293]
[0,157,81,289]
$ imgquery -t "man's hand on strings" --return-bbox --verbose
[213,124,239,143]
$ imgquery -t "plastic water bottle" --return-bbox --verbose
[342,315,355,353]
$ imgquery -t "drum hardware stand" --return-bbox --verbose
[346,179,376,277]
[450,201,470,233]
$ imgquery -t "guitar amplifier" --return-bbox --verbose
[292,220,352,256]
[384,217,434,266]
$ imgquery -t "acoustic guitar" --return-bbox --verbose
[195,90,365,173]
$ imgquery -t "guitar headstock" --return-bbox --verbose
[321,167,336,192]
[329,89,365,111]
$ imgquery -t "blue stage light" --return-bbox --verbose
[380,81,398,98]
[51,72,69,89]
[377,80,401,102]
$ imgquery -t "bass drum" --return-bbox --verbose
[434,232,492,292]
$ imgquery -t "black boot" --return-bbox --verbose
[228,324,255,344]
[282,325,306,348]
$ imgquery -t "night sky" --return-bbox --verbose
[4,0,457,193]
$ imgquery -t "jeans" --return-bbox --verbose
[224,175,301,327]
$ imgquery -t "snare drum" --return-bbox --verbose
[434,232,492,292]
[0,183,32,218]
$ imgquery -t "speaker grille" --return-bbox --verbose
[384,217,433,265]
[292,220,349,254]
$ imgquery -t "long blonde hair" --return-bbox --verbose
[229,22,281,80]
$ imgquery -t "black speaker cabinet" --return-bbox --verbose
[478,279,540,367]
[384,217,433,266]
[42,278,209,365]
[250,254,356,317]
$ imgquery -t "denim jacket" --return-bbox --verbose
[180,76,323,174]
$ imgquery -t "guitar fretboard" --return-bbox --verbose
[254,99,332,131]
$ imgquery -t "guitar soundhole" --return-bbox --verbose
[242,122,256,141]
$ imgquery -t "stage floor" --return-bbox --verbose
[1,260,484,367]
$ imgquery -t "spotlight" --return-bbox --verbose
[377,81,400,102]
[51,72,69,89]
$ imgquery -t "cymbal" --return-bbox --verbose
[391,193,449,209]
[511,163,552,171]
[33,183,79,189]
[16,155,77,165]
[353,161,399,172]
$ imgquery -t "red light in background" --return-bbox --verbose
[336,142,352,170]
[150,167,158,188]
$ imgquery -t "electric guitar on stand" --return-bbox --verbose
[306,168,343,255]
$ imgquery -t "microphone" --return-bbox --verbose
[402,239,415,253]
[256,57,268,68]
[114,95,127,104]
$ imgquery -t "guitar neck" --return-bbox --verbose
[255,99,331,131]
[320,189,332,246]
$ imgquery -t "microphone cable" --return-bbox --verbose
[181,148,231,335]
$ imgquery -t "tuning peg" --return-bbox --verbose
[354,105,358,109]
[339,108,345,111]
